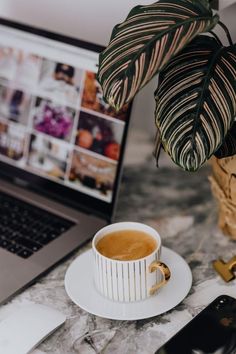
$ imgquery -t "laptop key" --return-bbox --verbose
[17,248,33,259]
[15,237,43,252]
[36,235,53,245]
[8,231,22,240]
[0,238,11,249]
[7,243,22,254]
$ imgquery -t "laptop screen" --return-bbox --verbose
[0,20,131,216]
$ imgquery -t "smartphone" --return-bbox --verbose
[155,295,236,354]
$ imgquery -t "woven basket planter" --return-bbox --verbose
[209,156,236,239]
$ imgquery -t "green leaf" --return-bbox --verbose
[155,36,236,171]
[97,0,219,111]
[215,122,236,158]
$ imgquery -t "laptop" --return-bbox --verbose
[0,18,132,304]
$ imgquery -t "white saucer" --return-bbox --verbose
[64,247,192,321]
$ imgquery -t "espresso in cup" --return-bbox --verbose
[96,230,157,261]
[92,222,171,302]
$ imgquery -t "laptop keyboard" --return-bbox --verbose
[0,191,75,259]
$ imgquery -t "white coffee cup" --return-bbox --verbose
[92,222,171,302]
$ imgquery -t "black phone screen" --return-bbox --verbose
[155,295,236,354]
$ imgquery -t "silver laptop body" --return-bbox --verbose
[0,19,131,304]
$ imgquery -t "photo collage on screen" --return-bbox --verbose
[0,45,129,202]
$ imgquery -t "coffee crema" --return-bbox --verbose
[96,230,157,261]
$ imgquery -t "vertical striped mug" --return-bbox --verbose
[92,222,171,302]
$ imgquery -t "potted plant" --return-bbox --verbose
[97,0,236,236]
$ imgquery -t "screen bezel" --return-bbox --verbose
[0,17,132,221]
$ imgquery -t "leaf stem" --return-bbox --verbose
[209,31,222,45]
[218,21,233,46]
[153,128,162,166]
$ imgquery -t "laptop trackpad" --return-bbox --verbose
[0,249,43,304]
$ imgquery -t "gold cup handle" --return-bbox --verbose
[149,261,171,296]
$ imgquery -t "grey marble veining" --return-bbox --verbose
[1,131,236,354]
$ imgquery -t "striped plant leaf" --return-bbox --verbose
[97,0,219,111]
[215,122,236,158]
[155,36,236,171]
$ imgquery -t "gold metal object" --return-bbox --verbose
[213,256,236,282]
[149,261,171,295]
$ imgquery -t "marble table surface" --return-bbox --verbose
[1,131,236,354]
